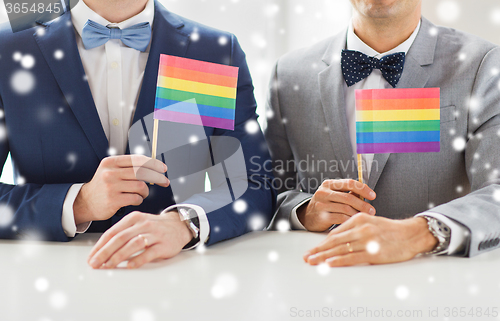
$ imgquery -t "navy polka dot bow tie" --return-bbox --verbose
[341,49,406,88]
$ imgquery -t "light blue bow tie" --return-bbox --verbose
[81,20,151,52]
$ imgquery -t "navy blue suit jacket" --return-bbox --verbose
[0,2,276,243]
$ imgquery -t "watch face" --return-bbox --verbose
[436,221,451,237]
[182,208,198,220]
[423,216,451,255]
[430,219,451,239]
[178,208,189,221]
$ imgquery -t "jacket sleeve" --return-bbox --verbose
[428,47,500,257]
[0,93,72,242]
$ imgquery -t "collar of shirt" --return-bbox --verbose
[346,19,421,58]
[71,0,155,39]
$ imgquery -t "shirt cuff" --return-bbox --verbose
[163,204,210,250]
[290,197,312,230]
[415,212,469,255]
[61,183,91,237]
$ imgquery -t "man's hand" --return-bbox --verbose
[297,179,377,231]
[303,213,438,267]
[73,155,169,225]
[87,211,193,269]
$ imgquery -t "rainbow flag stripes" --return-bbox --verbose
[154,54,239,130]
[355,88,441,154]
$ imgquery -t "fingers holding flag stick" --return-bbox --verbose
[150,118,159,185]
[357,154,364,201]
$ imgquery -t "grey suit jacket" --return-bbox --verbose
[265,17,500,257]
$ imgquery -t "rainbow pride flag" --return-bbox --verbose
[154,54,239,130]
[355,88,441,154]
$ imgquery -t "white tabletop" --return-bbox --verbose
[1,231,499,321]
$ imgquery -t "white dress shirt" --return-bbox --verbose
[290,20,468,255]
[60,0,209,248]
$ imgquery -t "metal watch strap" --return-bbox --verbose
[423,215,451,255]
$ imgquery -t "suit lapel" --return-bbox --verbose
[35,2,190,158]
[131,1,189,129]
[367,17,437,190]
[34,12,109,160]
[318,29,358,179]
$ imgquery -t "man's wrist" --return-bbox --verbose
[73,184,94,225]
[409,217,439,254]
[161,210,193,247]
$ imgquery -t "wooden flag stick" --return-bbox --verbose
[150,118,159,185]
[357,154,364,200]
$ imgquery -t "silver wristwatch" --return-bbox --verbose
[178,208,200,240]
[422,215,451,255]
